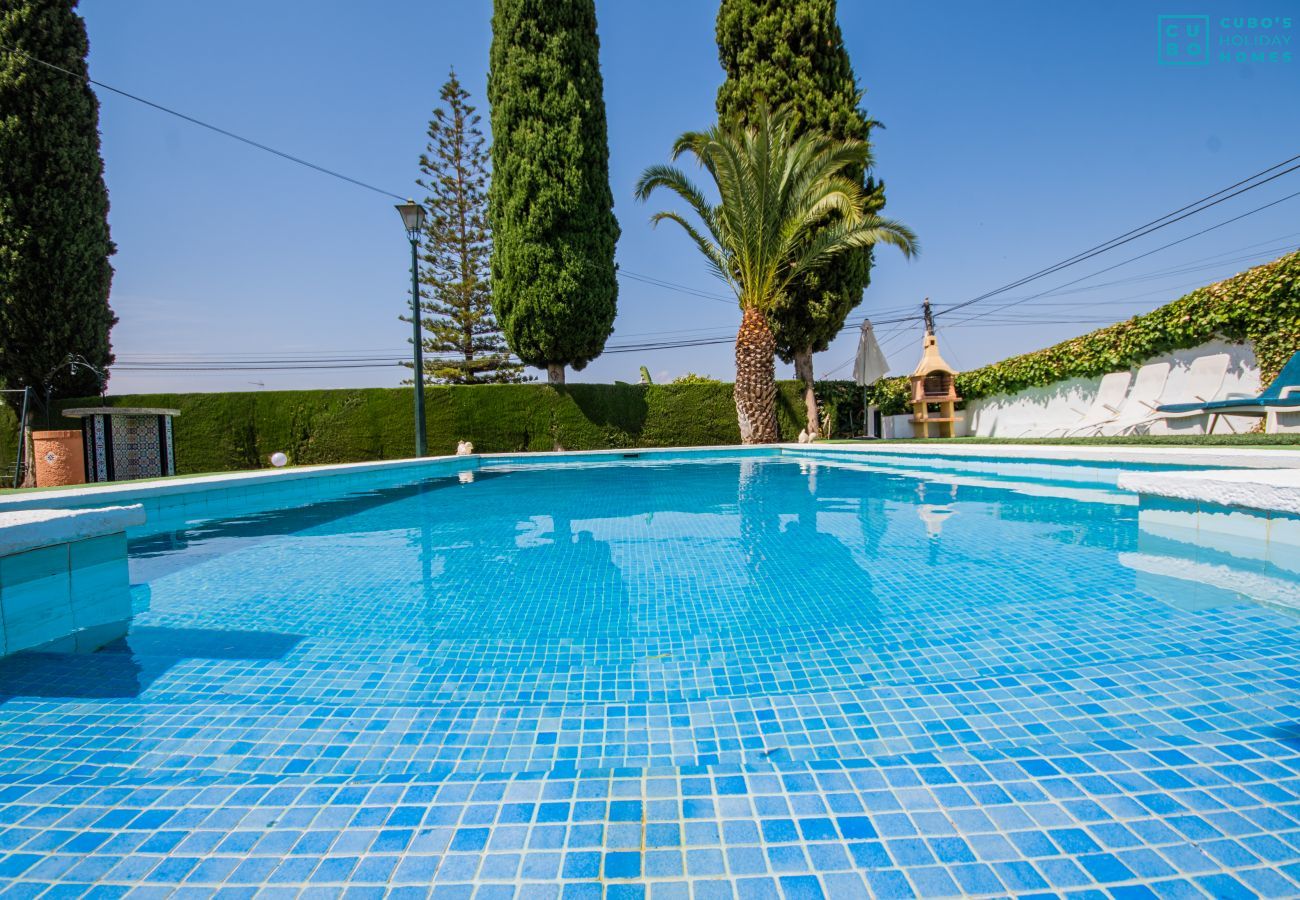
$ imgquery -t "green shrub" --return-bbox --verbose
[866,250,1300,415]
[20,382,815,474]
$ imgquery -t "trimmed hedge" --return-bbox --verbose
[20,382,824,475]
[0,402,18,482]
[867,250,1300,415]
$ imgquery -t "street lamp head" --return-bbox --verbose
[395,200,425,241]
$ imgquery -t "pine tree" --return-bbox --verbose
[716,0,888,435]
[403,70,525,385]
[488,0,620,385]
[0,0,115,406]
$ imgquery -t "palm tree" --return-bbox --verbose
[635,106,917,443]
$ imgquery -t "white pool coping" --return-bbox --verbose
[805,442,1300,513]
[0,505,145,556]
[783,441,1300,469]
[3,441,1300,516]
[1117,468,1300,516]
[0,452,476,512]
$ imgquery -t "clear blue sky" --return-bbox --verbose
[80,1,1299,392]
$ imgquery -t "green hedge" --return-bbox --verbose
[0,402,19,483]
[867,250,1300,415]
[13,382,824,475]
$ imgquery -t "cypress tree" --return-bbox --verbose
[0,0,115,405]
[404,70,526,385]
[488,0,619,385]
[716,0,886,435]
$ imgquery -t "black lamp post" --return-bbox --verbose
[41,352,105,428]
[395,200,427,457]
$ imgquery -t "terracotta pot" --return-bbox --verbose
[32,430,86,487]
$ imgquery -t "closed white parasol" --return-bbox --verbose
[853,320,890,438]
[852,320,889,387]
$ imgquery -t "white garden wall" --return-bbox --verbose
[881,338,1300,438]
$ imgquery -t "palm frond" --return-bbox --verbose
[783,216,919,289]
[647,211,734,291]
[637,103,917,314]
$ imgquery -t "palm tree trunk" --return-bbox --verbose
[734,307,779,444]
[547,363,565,385]
[794,347,819,438]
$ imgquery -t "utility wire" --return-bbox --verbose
[936,153,1300,317]
[619,270,736,304]
[948,188,1300,327]
[1008,243,1298,301]
[114,363,406,371]
[992,153,1300,282]
[115,236,1296,373]
[0,43,407,201]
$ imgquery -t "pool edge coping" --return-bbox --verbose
[4,440,1300,516]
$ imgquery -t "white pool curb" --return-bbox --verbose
[0,505,146,557]
[1117,468,1300,516]
[782,441,1300,470]
[3,441,1300,518]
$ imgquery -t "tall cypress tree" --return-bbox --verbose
[488,0,619,385]
[716,0,885,435]
[404,70,525,385]
[0,0,115,405]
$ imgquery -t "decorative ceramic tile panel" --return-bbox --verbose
[108,416,163,481]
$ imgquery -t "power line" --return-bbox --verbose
[114,311,1104,372]
[0,43,407,201]
[120,356,409,365]
[947,189,1300,327]
[114,237,1297,374]
[120,348,413,359]
[941,241,1298,318]
[998,153,1300,281]
[618,270,736,304]
[1008,243,1298,301]
[936,153,1300,317]
[115,362,405,371]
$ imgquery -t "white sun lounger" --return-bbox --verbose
[1036,371,1132,437]
[1085,363,1172,436]
[1145,353,1230,429]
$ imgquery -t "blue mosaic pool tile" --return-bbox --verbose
[3,457,1300,895]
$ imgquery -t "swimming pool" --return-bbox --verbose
[2,450,1299,897]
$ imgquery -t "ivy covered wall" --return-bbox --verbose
[868,250,1300,415]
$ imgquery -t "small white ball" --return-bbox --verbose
[270,452,288,468]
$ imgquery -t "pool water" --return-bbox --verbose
[2,454,1300,898]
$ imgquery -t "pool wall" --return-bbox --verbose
[0,505,142,656]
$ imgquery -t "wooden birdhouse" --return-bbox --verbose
[909,301,961,438]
